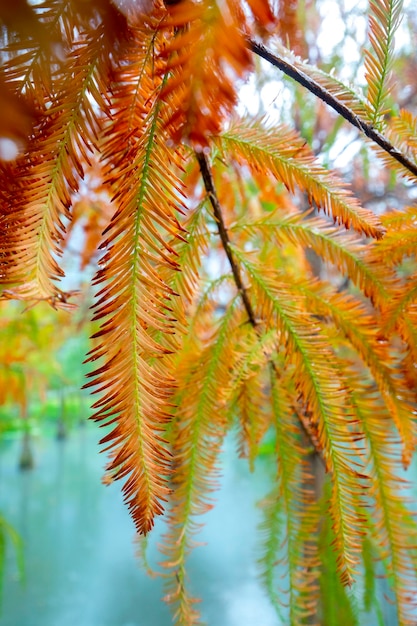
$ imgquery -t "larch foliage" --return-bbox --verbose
[1,0,417,624]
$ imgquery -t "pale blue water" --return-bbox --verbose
[0,426,278,626]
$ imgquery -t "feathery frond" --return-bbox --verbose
[231,210,395,308]
[160,0,253,147]
[371,206,417,396]
[218,120,386,239]
[364,0,403,128]
[231,247,368,584]
[296,279,416,465]
[224,327,275,466]
[258,371,320,624]
[162,294,244,624]
[0,12,112,305]
[318,481,360,626]
[351,383,417,625]
[84,25,186,535]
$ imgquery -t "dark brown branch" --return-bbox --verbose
[196,150,325,463]
[248,38,417,180]
[195,151,258,328]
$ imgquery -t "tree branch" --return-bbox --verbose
[195,150,325,463]
[195,150,258,328]
[248,38,417,180]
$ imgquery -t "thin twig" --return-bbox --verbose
[196,150,325,463]
[195,151,258,327]
[248,38,417,180]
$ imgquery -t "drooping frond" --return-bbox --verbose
[234,371,270,466]
[389,310,417,392]
[159,0,253,147]
[218,120,386,239]
[372,206,417,394]
[364,0,403,128]
[224,327,278,398]
[371,206,417,265]
[257,485,286,623]
[161,294,244,625]
[231,247,368,585]
[84,25,186,535]
[317,481,360,626]
[0,14,112,305]
[350,382,417,625]
[258,370,321,624]
[361,537,385,620]
[224,327,276,466]
[167,199,211,326]
[295,279,416,465]
[231,210,396,309]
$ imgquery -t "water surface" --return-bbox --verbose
[0,426,278,626]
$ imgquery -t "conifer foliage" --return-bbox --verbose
[1,0,417,623]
